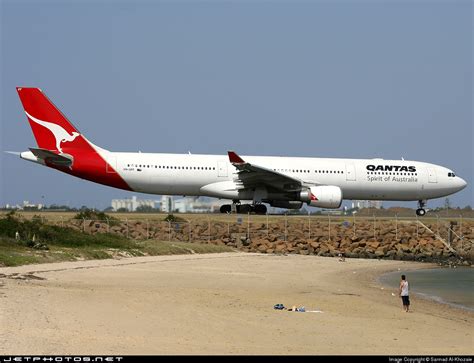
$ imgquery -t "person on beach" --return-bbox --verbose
[399,274,410,312]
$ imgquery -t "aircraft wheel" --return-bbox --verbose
[220,204,232,214]
[254,204,267,215]
[416,208,426,217]
[237,204,252,214]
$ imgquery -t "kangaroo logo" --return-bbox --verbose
[25,111,80,153]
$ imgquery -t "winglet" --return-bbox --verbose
[228,151,245,164]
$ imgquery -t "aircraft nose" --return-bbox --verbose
[456,177,467,191]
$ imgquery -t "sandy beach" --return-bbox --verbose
[0,253,472,355]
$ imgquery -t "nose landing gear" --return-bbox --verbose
[416,200,427,216]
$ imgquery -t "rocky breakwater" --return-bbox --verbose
[69,218,473,265]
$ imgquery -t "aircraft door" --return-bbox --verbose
[427,168,437,183]
[345,164,356,181]
[218,161,228,177]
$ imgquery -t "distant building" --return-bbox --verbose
[3,201,44,210]
[161,195,174,213]
[352,200,383,209]
[111,196,156,212]
[173,197,225,213]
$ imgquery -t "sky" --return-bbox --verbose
[1,0,472,210]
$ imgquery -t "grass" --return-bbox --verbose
[138,240,233,256]
[0,212,234,267]
[0,236,233,267]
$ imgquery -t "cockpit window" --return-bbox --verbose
[448,172,456,177]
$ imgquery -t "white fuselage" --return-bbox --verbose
[104,152,466,202]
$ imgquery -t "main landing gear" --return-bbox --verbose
[416,200,427,216]
[219,203,267,215]
[219,204,232,214]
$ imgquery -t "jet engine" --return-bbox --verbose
[299,186,343,209]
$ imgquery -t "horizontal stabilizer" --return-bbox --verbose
[29,147,73,167]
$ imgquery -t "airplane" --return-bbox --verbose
[10,87,467,216]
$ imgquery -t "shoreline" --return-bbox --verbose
[376,265,474,313]
[1,253,472,355]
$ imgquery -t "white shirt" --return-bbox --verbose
[401,280,409,296]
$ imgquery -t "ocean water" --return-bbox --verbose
[379,267,474,311]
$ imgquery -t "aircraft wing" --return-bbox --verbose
[228,151,315,192]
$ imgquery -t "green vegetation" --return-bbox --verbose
[73,209,120,225]
[0,210,129,249]
[163,214,187,223]
[135,205,160,213]
[0,211,233,267]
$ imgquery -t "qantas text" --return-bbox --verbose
[366,165,417,172]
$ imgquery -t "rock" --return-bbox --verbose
[398,244,411,253]
[33,242,49,250]
[340,237,351,247]
[374,249,385,258]
[273,243,284,251]
[317,249,327,256]
[379,245,390,254]
[352,247,362,254]
[364,251,375,259]
[415,253,426,261]
[288,235,298,243]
